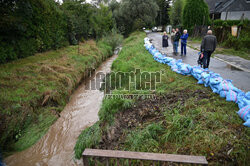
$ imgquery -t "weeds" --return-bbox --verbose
[74,123,102,159]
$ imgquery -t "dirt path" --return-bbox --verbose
[5,54,118,166]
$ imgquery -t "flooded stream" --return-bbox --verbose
[5,54,118,166]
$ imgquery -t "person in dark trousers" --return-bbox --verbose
[170,29,176,53]
[180,29,189,56]
[162,31,169,48]
[200,30,217,69]
[173,28,181,55]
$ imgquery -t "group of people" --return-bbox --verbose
[162,28,189,56]
[162,28,217,69]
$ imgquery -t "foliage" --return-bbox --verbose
[170,0,185,27]
[212,19,250,54]
[111,0,159,35]
[100,29,123,51]
[0,0,68,63]
[90,4,114,39]
[213,19,250,27]
[74,123,102,159]
[182,0,210,29]
[155,0,171,26]
[0,0,115,64]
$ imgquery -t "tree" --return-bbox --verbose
[155,0,171,26]
[112,0,159,35]
[170,0,185,27]
[90,4,114,39]
[182,0,210,29]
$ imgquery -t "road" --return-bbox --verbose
[147,32,250,92]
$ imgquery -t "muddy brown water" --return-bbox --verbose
[5,54,118,166]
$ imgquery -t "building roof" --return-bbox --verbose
[205,0,250,14]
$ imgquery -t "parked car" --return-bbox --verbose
[157,26,163,32]
[152,27,157,32]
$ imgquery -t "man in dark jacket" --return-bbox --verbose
[173,28,181,55]
[200,30,217,69]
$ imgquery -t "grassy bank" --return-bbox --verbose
[75,32,249,165]
[188,37,250,60]
[0,37,120,155]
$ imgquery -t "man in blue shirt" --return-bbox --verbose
[180,29,189,56]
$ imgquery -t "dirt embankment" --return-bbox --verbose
[99,89,210,150]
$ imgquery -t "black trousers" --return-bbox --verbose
[202,51,212,69]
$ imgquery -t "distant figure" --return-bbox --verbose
[200,30,217,69]
[173,28,181,55]
[162,31,169,48]
[180,29,189,56]
[170,29,176,53]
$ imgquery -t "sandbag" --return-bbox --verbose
[209,75,224,93]
[237,92,250,109]
[178,64,192,75]
[162,57,174,64]
[226,90,238,102]
[237,105,250,127]
[245,92,250,100]
[219,90,228,98]
[191,66,205,80]
[144,39,249,127]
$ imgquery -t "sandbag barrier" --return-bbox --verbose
[144,37,250,127]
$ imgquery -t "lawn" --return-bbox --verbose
[75,32,249,165]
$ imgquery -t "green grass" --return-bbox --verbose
[0,39,115,155]
[215,48,250,60]
[188,37,250,60]
[75,32,250,165]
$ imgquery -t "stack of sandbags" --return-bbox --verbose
[143,37,250,127]
[177,63,192,75]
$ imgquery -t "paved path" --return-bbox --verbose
[147,32,250,92]
[187,42,250,72]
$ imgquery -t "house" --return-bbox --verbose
[205,0,250,20]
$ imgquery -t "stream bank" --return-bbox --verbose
[5,51,119,165]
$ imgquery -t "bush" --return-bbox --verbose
[223,35,250,50]
[214,19,250,27]
[101,29,123,51]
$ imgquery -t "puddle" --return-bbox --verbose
[4,54,118,166]
[226,64,243,71]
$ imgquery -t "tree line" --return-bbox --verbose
[0,0,172,64]
[0,0,116,63]
[0,0,212,64]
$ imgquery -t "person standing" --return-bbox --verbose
[173,28,181,55]
[170,29,176,54]
[162,31,169,48]
[180,29,189,56]
[200,30,217,69]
